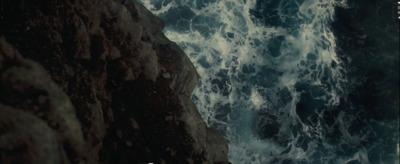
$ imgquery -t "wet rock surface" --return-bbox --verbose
[0,0,228,163]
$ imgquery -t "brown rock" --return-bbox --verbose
[0,0,229,163]
[0,104,61,164]
[0,38,86,163]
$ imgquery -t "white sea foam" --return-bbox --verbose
[138,0,359,163]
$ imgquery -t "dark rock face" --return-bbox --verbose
[0,0,228,164]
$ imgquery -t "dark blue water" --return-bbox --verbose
[139,0,399,163]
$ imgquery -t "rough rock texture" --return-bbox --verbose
[0,0,228,164]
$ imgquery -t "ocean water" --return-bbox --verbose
[138,0,399,163]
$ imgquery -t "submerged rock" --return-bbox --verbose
[0,0,228,163]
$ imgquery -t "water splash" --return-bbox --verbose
[138,0,399,163]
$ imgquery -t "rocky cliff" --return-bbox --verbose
[0,0,228,163]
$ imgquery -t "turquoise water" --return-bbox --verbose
[139,0,399,163]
